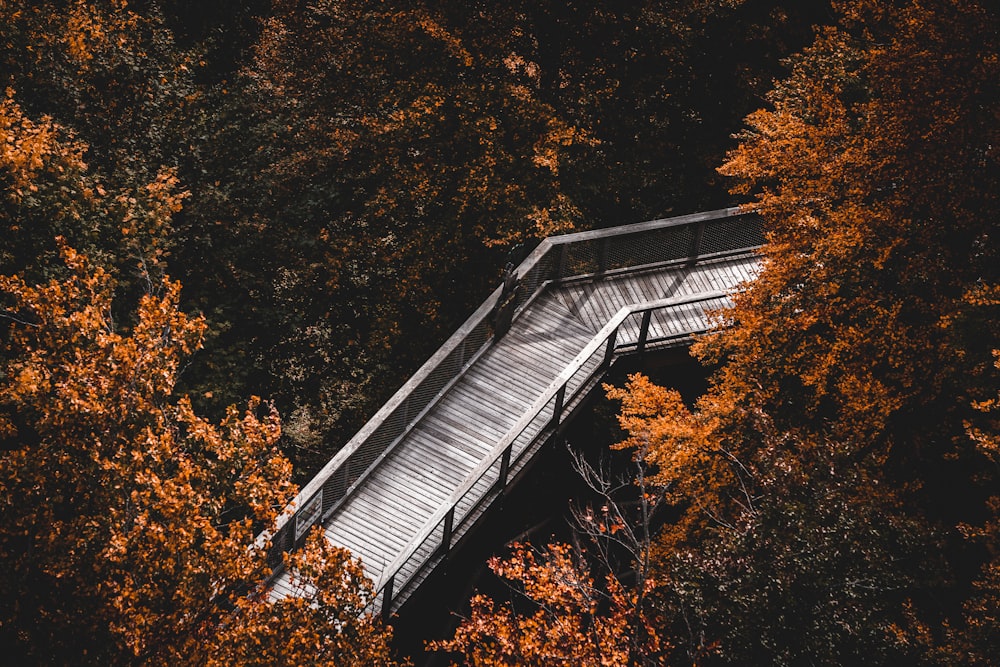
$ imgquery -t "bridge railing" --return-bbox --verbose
[264,206,761,568]
[373,289,740,617]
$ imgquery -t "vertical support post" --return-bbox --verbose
[441,508,454,555]
[498,444,512,491]
[637,310,652,354]
[551,384,566,428]
[492,264,519,341]
[689,220,706,263]
[319,485,327,522]
[557,243,568,280]
[381,575,395,622]
[603,326,619,367]
[598,238,609,274]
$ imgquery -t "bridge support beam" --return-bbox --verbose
[441,508,454,556]
[382,574,395,622]
[497,445,512,491]
[603,327,618,367]
[551,385,566,427]
[637,310,652,354]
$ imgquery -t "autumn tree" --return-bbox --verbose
[0,246,400,665]
[434,426,670,666]
[0,0,208,329]
[595,0,999,663]
[3,0,834,478]
[918,342,1000,665]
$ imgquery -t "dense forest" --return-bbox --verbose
[0,0,997,665]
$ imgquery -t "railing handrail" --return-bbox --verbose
[266,207,747,543]
[374,289,733,608]
[544,206,742,245]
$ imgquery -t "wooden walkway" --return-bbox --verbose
[266,208,762,615]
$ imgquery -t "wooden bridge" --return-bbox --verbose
[265,207,763,617]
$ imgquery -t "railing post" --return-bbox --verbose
[598,238,609,273]
[690,219,706,263]
[551,384,566,427]
[557,243,568,280]
[637,310,652,354]
[603,326,619,367]
[441,508,454,555]
[381,574,395,622]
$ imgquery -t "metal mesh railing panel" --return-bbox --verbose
[321,468,348,516]
[561,238,601,277]
[453,452,503,528]
[512,395,556,458]
[407,354,459,420]
[602,224,696,272]
[465,320,491,359]
[700,214,764,255]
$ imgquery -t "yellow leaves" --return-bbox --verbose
[384,93,446,131]
[416,12,473,67]
[111,165,187,269]
[524,193,579,241]
[64,1,106,64]
[962,283,1000,309]
[1,91,87,201]
[61,0,141,69]
[605,373,711,472]
[966,350,1000,464]
[503,53,540,81]
[532,120,593,176]
[206,529,398,667]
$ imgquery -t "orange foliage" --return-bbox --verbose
[431,542,667,666]
[0,88,181,277]
[604,374,737,541]
[0,248,398,665]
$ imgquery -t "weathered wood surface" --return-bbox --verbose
[270,253,759,600]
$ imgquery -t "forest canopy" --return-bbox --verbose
[1,0,997,664]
